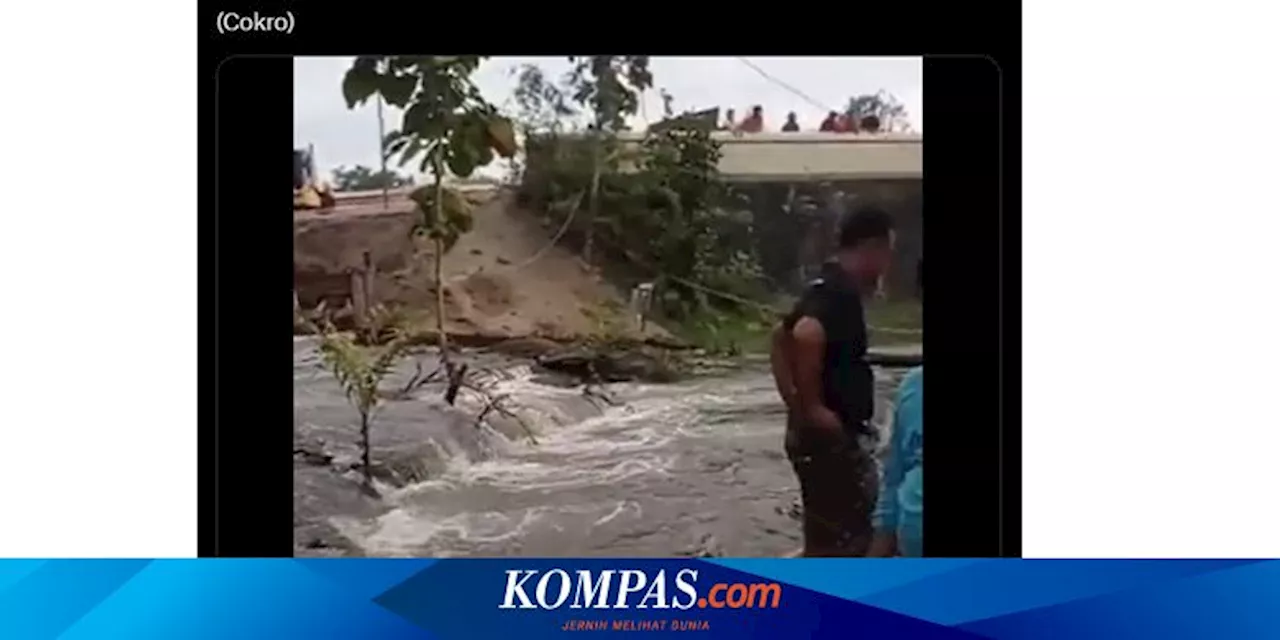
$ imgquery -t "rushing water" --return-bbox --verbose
[293,337,909,557]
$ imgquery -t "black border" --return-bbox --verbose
[202,56,296,556]
[921,56,1021,557]
[201,11,1021,558]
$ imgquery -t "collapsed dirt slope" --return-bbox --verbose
[294,187,671,343]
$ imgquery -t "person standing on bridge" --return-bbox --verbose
[770,207,896,556]
[721,108,737,131]
[736,105,764,133]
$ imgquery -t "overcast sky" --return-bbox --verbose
[293,56,923,181]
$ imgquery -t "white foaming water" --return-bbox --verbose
[336,367,706,555]
[344,505,554,557]
[592,500,643,527]
[302,348,909,557]
[398,401,681,491]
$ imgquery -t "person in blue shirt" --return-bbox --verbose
[869,258,923,557]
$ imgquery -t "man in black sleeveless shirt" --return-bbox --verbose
[770,207,896,556]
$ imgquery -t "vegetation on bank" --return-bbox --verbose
[512,58,768,324]
[672,297,922,356]
[331,164,414,192]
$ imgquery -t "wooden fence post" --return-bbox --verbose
[362,251,376,310]
[350,251,378,331]
[350,269,367,331]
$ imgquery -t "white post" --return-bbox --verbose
[377,95,389,211]
[630,282,655,332]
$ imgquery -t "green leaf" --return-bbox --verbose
[446,138,479,178]
[447,203,474,235]
[408,185,434,209]
[384,132,409,159]
[342,57,381,108]
[401,102,430,136]
[379,73,418,108]
[397,138,423,167]
[485,117,518,158]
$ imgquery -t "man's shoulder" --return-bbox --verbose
[792,272,866,323]
[809,272,864,315]
[782,280,830,331]
[798,278,834,310]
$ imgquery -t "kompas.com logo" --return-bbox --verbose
[498,568,783,610]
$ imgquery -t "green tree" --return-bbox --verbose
[565,56,653,264]
[508,64,578,186]
[292,304,413,490]
[511,63,766,326]
[331,164,415,192]
[341,56,515,395]
[511,64,576,134]
[318,330,411,489]
[845,91,911,132]
[634,126,762,315]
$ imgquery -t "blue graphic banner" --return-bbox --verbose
[1,559,1278,639]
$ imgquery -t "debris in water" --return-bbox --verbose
[775,498,803,522]
[294,442,334,467]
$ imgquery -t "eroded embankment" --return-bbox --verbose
[294,188,673,345]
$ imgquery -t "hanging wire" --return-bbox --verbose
[734,57,838,114]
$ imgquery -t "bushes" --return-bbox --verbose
[519,125,766,321]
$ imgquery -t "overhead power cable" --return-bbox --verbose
[734,57,837,114]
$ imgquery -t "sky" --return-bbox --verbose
[293,56,923,181]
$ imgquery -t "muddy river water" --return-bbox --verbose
[293,337,910,557]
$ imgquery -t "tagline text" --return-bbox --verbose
[561,619,712,632]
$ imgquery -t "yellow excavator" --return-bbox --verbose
[293,145,336,210]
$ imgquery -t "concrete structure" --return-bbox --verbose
[614,131,922,182]
[327,182,496,208]
[523,130,924,296]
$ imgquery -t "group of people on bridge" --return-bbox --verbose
[722,106,885,134]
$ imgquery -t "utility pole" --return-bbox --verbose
[377,94,389,210]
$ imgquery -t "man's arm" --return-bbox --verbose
[791,317,842,433]
[769,324,796,409]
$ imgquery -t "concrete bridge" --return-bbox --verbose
[614,131,922,182]
[328,131,922,197]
